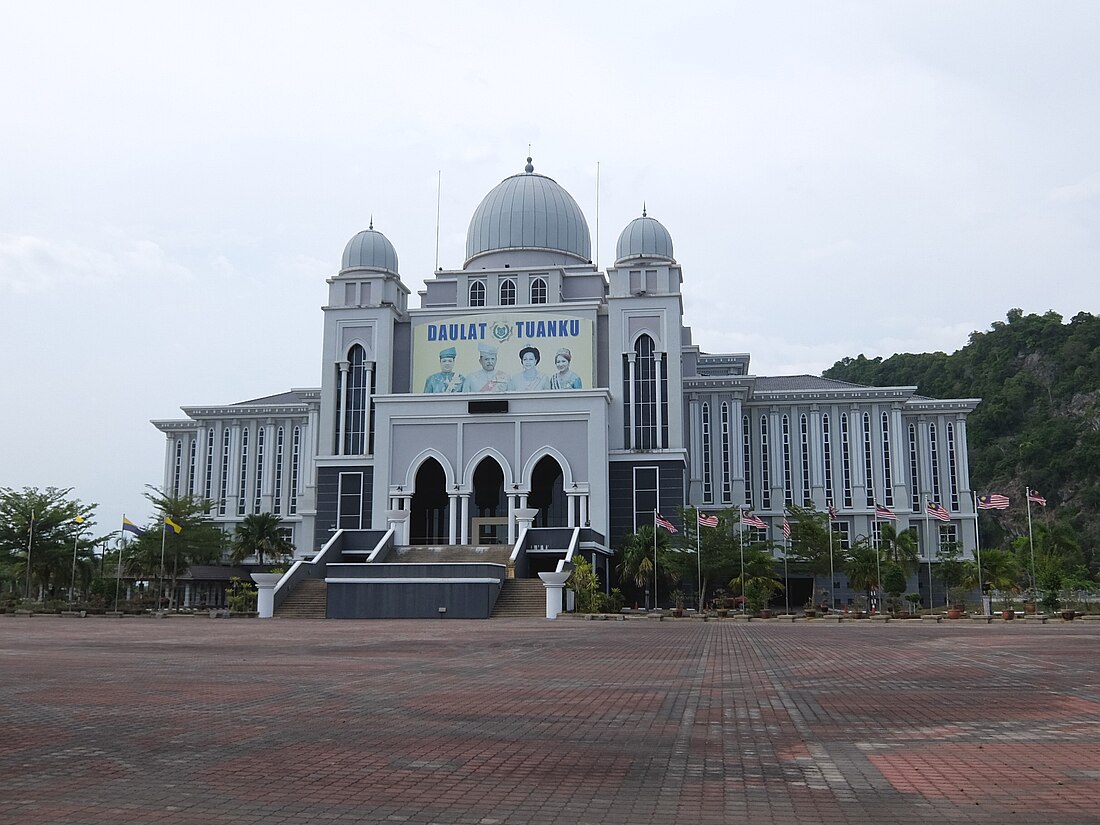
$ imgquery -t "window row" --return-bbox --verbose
[469,276,549,307]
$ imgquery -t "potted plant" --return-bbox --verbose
[744,580,772,618]
[947,586,968,619]
[904,593,922,616]
[714,588,728,618]
[802,598,817,619]
[669,589,687,618]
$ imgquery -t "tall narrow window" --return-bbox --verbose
[204,428,215,501]
[742,415,753,507]
[720,403,732,503]
[831,521,851,550]
[782,415,793,507]
[632,335,659,449]
[759,415,771,510]
[822,414,833,507]
[862,412,875,507]
[938,523,958,550]
[633,467,659,532]
[499,278,516,305]
[928,423,942,505]
[218,428,231,516]
[800,414,811,506]
[254,426,265,514]
[342,345,368,455]
[338,472,364,530]
[880,412,894,507]
[908,423,919,512]
[946,422,959,510]
[290,426,301,515]
[173,440,183,496]
[701,402,712,503]
[469,279,486,307]
[274,427,285,515]
[530,277,547,304]
[188,440,197,495]
[840,414,853,508]
[237,427,249,517]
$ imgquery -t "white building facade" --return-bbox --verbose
[154,158,979,606]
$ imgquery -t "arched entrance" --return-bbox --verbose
[472,458,506,544]
[529,456,566,527]
[409,459,448,545]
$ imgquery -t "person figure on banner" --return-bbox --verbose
[548,347,583,390]
[423,346,465,393]
[509,346,550,390]
[462,342,510,393]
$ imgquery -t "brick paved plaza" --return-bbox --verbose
[2,617,1099,825]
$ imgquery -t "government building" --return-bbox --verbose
[153,157,979,617]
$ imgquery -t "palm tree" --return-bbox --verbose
[844,540,881,606]
[728,542,784,607]
[878,523,919,574]
[616,526,669,608]
[979,548,1021,610]
[231,513,294,565]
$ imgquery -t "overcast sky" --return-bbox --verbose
[2,1,1098,538]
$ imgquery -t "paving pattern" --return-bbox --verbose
[2,616,1099,824]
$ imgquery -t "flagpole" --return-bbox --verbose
[695,511,702,613]
[783,527,790,616]
[925,499,934,611]
[652,509,658,611]
[973,492,986,615]
[827,507,835,612]
[873,508,881,614]
[1025,486,1037,595]
[69,523,81,605]
[739,511,746,614]
[159,519,168,612]
[25,509,35,602]
[115,532,125,611]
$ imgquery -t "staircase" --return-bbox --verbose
[389,545,514,565]
[491,579,545,618]
[274,579,327,619]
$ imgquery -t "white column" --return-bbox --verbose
[626,352,637,449]
[448,494,458,544]
[507,494,516,545]
[580,494,589,527]
[654,351,665,449]
[336,361,350,456]
[567,493,577,527]
[460,495,470,544]
[363,361,375,456]
[539,572,571,619]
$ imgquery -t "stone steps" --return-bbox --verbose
[388,545,513,566]
[492,579,545,618]
[274,579,327,619]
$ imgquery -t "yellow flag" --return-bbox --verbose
[165,516,183,534]
[74,515,85,524]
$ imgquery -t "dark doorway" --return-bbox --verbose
[472,459,506,544]
[529,456,566,527]
[410,459,448,545]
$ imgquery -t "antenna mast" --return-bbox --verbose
[595,161,600,269]
[434,170,442,271]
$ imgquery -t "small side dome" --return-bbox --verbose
[615,210,674,265]
[341,224,399,276]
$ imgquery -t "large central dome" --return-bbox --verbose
[464,158,591,269]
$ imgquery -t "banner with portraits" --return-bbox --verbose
[412,310,594,394]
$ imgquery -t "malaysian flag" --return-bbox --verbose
[874,504,897,520]
[976,493,1010,510]
[782,518,791,539]
[926,501,951,522]
[698,512,719,528]
[740,511,767,530]
[827,504,839,521]
[1027,491,1047,506]
[655,512,678,533]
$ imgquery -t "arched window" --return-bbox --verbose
[187,439,197,495]
[499,278,516,306]
[629,334,666,449]
[701,402,712,503]
[290,426,301,515]
[469,279,486,307]
[881,412,894,507]
[782,415,793,507]
[254,426,265,514]
[742,415,753,507]
[204,428,215,502]
[822,413,833,507]
[908,423,919,512]
[237,426,249,517]
[800,414,811,506]
[862,412,875,507]
[340,345,369,455]
[946,422,959,510]
[274,427,285,515]
[840,414,853,508]
[928,423,942,505]
[530,277,548,304]
[759,415,771,510]
[721,403,732,503]
[173,440,183,496]
[218,428,230,516]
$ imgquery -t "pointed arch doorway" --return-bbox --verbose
[471,458,506,544]
[529,455,567,527]
[409,459,448,545]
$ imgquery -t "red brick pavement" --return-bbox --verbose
[2,617,1099,824]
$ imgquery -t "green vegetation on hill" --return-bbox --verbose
[824,308,1100,572]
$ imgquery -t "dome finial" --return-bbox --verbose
[525,155,534,174]
[642,202,647,218]
[369,214,374,230]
